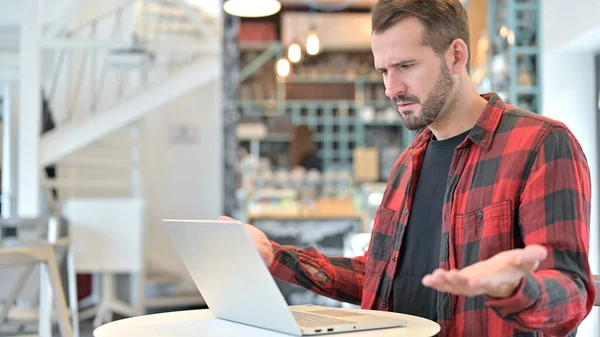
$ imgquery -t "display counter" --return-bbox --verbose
[247,198,363,221]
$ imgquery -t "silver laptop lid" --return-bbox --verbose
[162,219,302,336]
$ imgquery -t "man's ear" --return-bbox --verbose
[447,38,469,75]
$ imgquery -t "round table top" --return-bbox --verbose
[94,308,441,337]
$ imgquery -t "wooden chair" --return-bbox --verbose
[0,217,79,337]
[0,241,72,337]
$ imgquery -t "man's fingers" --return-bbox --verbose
[514,245,547,272]
[446,270,477,296]
[422,269,445,288]
[423,268,488,296]
[524,244,548,260]
[446,270,469,287]
[424,269,458,293]
[422,274,434,287]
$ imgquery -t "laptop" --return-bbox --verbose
[161,219,407,336]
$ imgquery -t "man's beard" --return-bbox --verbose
[392,61,455,131]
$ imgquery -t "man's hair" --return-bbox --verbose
[371,0,471,72]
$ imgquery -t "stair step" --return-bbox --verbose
[42,179,131,190]
[144,0,179,6]
[145,3,187,19]
[146,271,182,285]
[148,23,198,35]
[58,157,134,169]
[144,2,217,24]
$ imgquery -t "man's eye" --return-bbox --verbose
[401,64,413,69]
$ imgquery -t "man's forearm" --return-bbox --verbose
[485,269,594,335]
[268,241,366,305]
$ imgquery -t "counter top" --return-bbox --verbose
[247,198,363,221]
[247,210,363,220]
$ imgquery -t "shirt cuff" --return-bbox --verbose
[485,273,541,318]
[267,240,284,272]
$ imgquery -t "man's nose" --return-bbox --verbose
[385,76,407,99]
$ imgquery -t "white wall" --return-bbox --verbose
[541,51,599,336]
[541,1,600,336]
[542,0,600,53]
[139,79,223,275]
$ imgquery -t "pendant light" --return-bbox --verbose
[276,58,291,77]
[304,11,321,56]
[287,42,302,63]
[306,29,320,55]
[223,0,281,18]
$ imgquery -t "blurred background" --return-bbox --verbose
[0,0,598,336]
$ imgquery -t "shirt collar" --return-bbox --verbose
[410,92,506,151]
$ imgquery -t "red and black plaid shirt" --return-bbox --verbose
[269,93,596,337]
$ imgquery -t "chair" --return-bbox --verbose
[0,217,79,337]
[62,198,144,328]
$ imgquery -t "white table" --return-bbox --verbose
[94,308,441,337]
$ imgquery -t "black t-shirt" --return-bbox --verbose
[392,129,470,321]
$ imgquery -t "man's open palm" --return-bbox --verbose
[422,244,548,298]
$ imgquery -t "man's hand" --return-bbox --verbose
[422,244,548,298]
[218,216,274,266]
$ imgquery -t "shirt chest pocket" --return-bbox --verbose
[453,200,514,269]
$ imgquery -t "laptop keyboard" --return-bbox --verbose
[291,311,354,328]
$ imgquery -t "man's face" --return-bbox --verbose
[371,17,456,131]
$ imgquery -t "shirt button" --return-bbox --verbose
[382,301,388,308]
[377,209,382,215]
[391,257,396,262]
[403,209,408,215]
[477,211,484,219]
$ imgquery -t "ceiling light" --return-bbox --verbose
[499,25,508,38]
[306,28,320,56]
[288,43,302,63]
[223,0,281,18]
[507,30,515,45]
[276,58,291,77]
